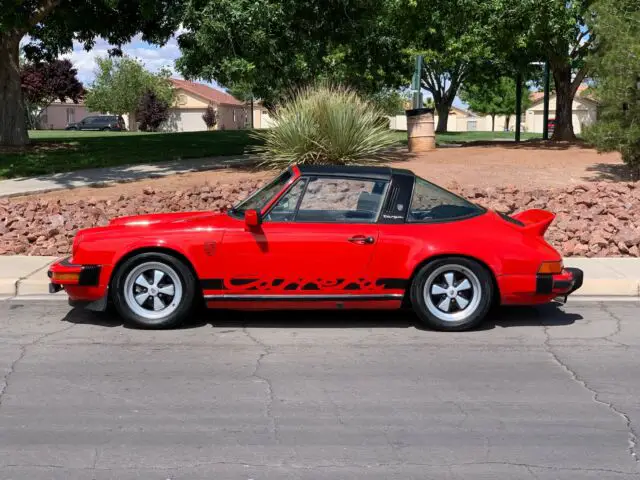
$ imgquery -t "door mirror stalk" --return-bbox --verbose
[244,209,262,230]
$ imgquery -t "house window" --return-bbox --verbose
[66,108,75,124]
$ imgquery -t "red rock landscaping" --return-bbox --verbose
[1,179,639,257]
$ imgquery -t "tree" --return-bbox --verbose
[20,59,84,129]
[85,56,173,131]
[368,89,409,116]
[137,90,170,132]
[0,0,183,146]
[460,77,532,132]
[525,0,596,141]
[583,0,640,178]
[399,0,522,133]
[176,0,410,110]
[202,105,218,130]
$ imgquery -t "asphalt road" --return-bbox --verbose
[0,299,639,480]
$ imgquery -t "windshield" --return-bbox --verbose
[230,170,292,216]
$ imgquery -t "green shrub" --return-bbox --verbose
[253,84,399,168]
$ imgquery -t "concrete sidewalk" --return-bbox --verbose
[1,256,639,298]
[0,155,254,198]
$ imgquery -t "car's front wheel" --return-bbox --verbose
[410,257,494,331]
[111,252,197,328]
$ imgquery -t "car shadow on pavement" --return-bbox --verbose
[61,302,582,332]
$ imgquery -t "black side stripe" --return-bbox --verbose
[201,278,408,291]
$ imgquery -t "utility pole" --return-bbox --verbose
[542,60,550,140]
[515,72,523,143]
[411,55,424,109]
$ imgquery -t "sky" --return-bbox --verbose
[53,32,222,90]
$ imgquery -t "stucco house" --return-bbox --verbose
[38,79,248,131]
[37,100,97,130]
[524,85,598,134]
[164,79,248,132]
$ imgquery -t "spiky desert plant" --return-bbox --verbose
[253,84,399,168]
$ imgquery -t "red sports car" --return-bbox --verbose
[49,165,583,331]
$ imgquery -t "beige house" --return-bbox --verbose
[252,102,276,129]
[164,79,248,132]
[524,87,598,134]
[38,79,248,131]
[37,100,97,130]
[388,106,476,132]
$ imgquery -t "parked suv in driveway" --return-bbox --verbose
[66,115,127,131]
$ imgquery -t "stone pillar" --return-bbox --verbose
[406,108,436,152]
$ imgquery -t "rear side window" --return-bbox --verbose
[408,177,483,222]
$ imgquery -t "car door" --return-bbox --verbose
[216,176,387,296]
[79,118,95,130]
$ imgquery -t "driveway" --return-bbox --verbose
[0,300,638,479]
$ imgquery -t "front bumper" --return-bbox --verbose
[48,257,102,292]
[536,267,584,296]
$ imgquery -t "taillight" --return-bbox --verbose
[538,261,563,274]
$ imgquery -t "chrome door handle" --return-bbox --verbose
[348,235,375,245]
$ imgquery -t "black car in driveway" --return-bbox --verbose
[66,115,127,131]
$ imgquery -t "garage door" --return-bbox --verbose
[175,110,207,132]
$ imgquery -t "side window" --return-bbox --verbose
[264,179,307,222]
[408,178,482,222]
[296,177,386,223]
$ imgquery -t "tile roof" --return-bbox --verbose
[529,84,595,104]
[170,78,243,106]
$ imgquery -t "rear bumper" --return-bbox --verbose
[499,267,584,305]
[536,268,584,295]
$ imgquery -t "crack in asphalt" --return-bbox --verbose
[0,323,76,410]
[600,303,631,348]
[324,388,346,426]
[543,324,639,465]
[243,327,279,444]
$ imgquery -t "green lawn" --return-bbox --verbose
[0,129,541,179]
[0,130,264,179]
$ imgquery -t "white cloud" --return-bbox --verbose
[58,33,182,86]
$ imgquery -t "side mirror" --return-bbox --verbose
[245,209,262,229]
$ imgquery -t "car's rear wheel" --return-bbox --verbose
[410,257,494,331]
[111,252,196,328]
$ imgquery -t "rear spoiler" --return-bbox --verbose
[511,209,556,237]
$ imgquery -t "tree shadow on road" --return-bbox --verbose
[61,302,582,332]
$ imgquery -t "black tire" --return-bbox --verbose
[410,256,494,331]
[111,252,197,329]
[101,127,111,131]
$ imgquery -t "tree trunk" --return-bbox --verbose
[435,102,451,133]
[0,33,29,146]
[550,63,576,141]
[128,110,138,132]
[491,114,495,132]
[504,115,511,131]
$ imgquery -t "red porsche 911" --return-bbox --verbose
[49,165,583,331]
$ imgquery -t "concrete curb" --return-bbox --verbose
[1,256,639,299]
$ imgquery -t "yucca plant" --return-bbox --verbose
[253,84,399,168]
